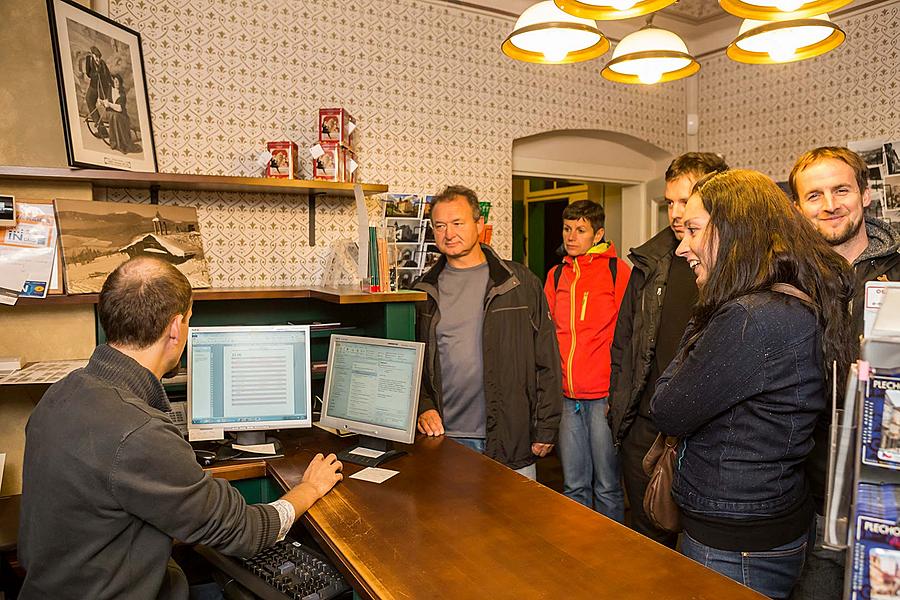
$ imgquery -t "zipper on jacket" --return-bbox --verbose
[566,260,581,397]
[580,292,589,321]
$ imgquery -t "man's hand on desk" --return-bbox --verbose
[417,409,444,436]
[280,453,343,519]
[531,443,553,458]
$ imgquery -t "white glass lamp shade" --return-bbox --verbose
[719,0,852,20]
[554,0,677,21]
[601,27,699,84]
[727,14,845,63]
[502,1,609,64]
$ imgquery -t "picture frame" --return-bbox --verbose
[47,0,157,172]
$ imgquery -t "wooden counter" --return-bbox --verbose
[235,430,767,600]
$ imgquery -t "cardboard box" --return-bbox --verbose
[266,141,298,179]
[319,108,357,150]
[312,142,357,182]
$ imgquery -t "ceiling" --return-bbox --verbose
[454,0,729,23]
[443,0,867,55]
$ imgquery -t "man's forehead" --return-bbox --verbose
[664,174,697,200]
[797,158,855,185]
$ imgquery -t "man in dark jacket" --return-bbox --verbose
[415,185,561,478]
[789,146,900,600]
[18,257,342,600]
[608,152,728,546]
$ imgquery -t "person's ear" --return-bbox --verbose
[167,314,184,344]
[476,215,485,237]
[593,227,605,245]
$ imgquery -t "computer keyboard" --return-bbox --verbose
[197,536,351,600]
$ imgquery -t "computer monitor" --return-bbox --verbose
[187,325,312,458]
[319,334,424,467]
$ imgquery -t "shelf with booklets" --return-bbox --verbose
[0,165,389,245]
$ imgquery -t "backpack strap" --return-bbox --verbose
[554,255,618,292]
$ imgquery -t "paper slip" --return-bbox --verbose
[349,467,399,484]
[188,427,224,442]
[0,453,5,486]
[348,447,384,458]
[233,443,277,455]
[0,262,27,305]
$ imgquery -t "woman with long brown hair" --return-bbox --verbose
[651,169,855,599]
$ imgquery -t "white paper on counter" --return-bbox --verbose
[349,467,399,484]
[233,443,278,455]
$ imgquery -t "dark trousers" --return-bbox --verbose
[621,414,679,548]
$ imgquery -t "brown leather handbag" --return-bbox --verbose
[642,433,682,533]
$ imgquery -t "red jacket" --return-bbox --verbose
[544,242,630,400]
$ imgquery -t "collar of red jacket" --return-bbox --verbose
[562,241,615,265]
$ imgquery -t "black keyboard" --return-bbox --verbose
[197,537,351,600]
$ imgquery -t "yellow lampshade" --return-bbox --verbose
[719,0,852,20]
[502,0,610,64]
[554,0,677,21]
[601,27,699,84]
[726,14,845,63]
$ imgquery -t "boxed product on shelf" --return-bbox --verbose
[319,108,357,150]
[312,142,357,182]
[860,369,900,470]
[265,141,298,179]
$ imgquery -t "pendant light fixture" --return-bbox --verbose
[502,0,610,64]
[719,0,851,21]
[601,18,699,84]
[554,0,676,21]
[726,14,845,63]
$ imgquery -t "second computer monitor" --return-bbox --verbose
[187,325,312,448]
[320,335,424,457]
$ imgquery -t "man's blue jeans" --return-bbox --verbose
[559,397,624,521]
[681,529,811,600]
[451,437,537,480]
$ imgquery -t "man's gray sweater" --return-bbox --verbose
[18,345,280,599]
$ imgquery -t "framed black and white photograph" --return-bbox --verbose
[47,0,157,172]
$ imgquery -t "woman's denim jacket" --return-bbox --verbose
[651,291,824,519]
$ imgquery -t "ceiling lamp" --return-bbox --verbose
[554,0,677,21]
[502,0,610,64]
[719,0,851,20]
[726,14,845,63]
[601,25,699,84]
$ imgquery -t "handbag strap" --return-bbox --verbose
[771,283,813,305]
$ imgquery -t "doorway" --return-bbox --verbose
[512,176,623,282]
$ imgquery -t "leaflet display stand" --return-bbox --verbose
[828,286,900,600]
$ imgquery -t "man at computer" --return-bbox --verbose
[414,185,562,479]
[18,257,343,599]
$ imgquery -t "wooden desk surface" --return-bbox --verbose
[264,432,766,600]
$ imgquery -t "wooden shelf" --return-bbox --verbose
[0,165,388,197]
[11,286,426,306]
[0,165,389,245]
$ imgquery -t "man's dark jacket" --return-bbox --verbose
[608,227,678,446]
[18,345,280,600]
[413,244,562,469]
[850,216,900,339]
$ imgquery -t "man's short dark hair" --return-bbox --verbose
[562,200,605,232]
[789,146,869,201]
[431,185,481,221]
[99,257,193,349]
[665,152,729,182]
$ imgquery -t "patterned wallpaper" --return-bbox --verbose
[698,2,900,181]
[664,0,724,21]
[107,0,687,287]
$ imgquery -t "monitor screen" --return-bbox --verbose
[319,335,424,444]
[187,325,312,435]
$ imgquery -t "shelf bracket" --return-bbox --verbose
[149,184,160,205]
[309,192,326,246]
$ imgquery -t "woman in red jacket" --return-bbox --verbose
[544,200,630,520]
